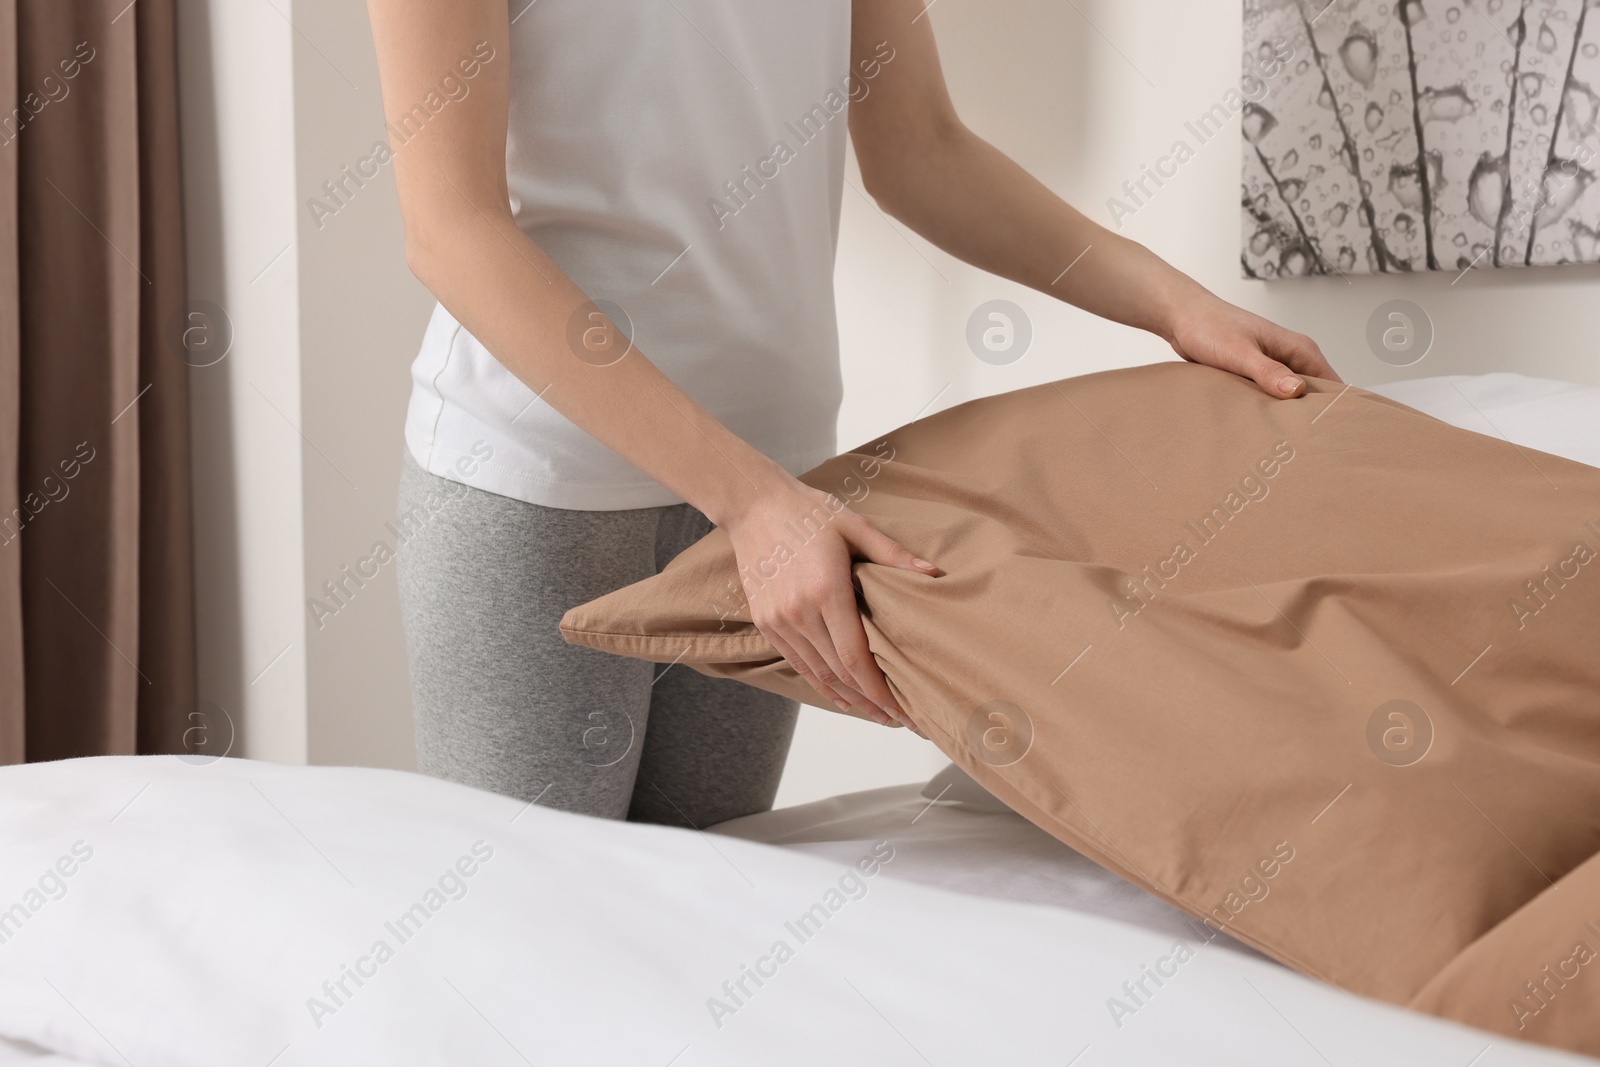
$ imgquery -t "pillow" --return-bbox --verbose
[562,362,1600,1056]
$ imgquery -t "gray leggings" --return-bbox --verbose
[394,450,798,827]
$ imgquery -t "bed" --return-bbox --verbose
[2,754,1590,1067]
[0,372,1595,1066]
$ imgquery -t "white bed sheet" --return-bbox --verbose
[0,1039,97,1067]
[0,756,1588,1067]
[715,780,1269,961]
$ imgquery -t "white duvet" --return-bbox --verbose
[0,756,1587,1067]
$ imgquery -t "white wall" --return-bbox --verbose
[177,0,428,772]
[288,1,432,771]
[837,0,1599,445]
[178,0,1599,807]
[897,0,1600,399]
[177,0,309,764]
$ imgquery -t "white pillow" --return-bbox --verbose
[1369,372,1600,468]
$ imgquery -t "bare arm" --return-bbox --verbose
[368,0,789,530]
[848,0,1341,398]
[366,0,932,730]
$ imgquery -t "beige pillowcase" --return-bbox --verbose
[562,363,1600,1055]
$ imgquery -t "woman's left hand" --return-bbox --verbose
[1164,292,1342,399]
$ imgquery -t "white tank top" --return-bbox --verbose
[404,0,856,510]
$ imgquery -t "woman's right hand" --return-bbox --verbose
[722,476,939,734]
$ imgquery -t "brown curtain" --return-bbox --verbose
[0,0,195,763]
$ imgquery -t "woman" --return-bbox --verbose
[369,0,1339,827]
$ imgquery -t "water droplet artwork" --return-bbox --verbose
[1241,0,1600,276]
